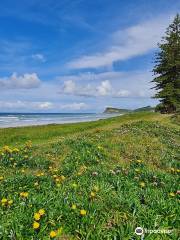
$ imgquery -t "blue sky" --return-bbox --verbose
[0,0,180,112]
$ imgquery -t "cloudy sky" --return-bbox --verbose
[0,0,180,112]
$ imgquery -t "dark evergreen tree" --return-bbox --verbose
[152,14,180,113]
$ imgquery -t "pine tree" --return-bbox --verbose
[152,14,180,113]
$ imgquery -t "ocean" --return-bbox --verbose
[0,113,120,128]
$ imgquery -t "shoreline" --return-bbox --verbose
[0,113,122,129]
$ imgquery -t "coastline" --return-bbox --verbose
[0,112,121,129]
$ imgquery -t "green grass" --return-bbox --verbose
[0,112,179,239]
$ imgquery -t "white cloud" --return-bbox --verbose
[115,90,130,97]
[32,53,46,62]
[67,15,173,69]
[60,102,88,110]
[96,80,112,96]
[58,70,155,98]
[0,72,41,90]
[63,80,76,94]
[0,101,53,110]
[60,80,113,97]
[36,102,53,110]
[0,100,88,111]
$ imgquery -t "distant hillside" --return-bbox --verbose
[134,106,155,112]
[103,107,131,114]
[104,106,155,114]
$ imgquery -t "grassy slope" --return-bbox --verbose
[0,112,179,239]
[0,112,171,147]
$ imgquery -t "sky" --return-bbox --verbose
[0,0,180,113]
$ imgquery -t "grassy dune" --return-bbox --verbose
[0,112,179,239]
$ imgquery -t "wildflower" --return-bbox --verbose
[34,182,39,187]
[140,182,145,188]
[33,221,40,230]
[34,213,41,221]
[1,198,8,204]
[3,145,12,153]
[0,176,4,181]
[60,175,66,181]
[110,170,116,175]
[39,209,45,216]
[72,183,78,188]
[13,148,19,153]
[97,146,103,150]
[20,192,29,198]
[36,172,44,177]
[80,209,87,216]
[169,192,176,197]
[25,140,32,149]
[55,178,60,182]
[71,204,77,210]
[8,200,13,205]
[136,160,143,163]
[50,230,57,238]
[21,169,25,173]
[90,191,96,198]
[92,171,98,177]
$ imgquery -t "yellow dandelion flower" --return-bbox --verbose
[3,145,12,153]
[169,192,176,197]
[0,176,4,181]
[20,192,29,198]
[34,213,41,221]
[1,198,8,204]
[140,182,145,188]
[33,221,40,229]
[13,147,19,153]
[50,230,57,238]
[136,160,143,163]
[8,200,13,205]
[72,183,78,188]
[80,209,87,216]
[90,191,96,198]
[61,175,66,181]
[38,209,45,216]
[71,204,77,210]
